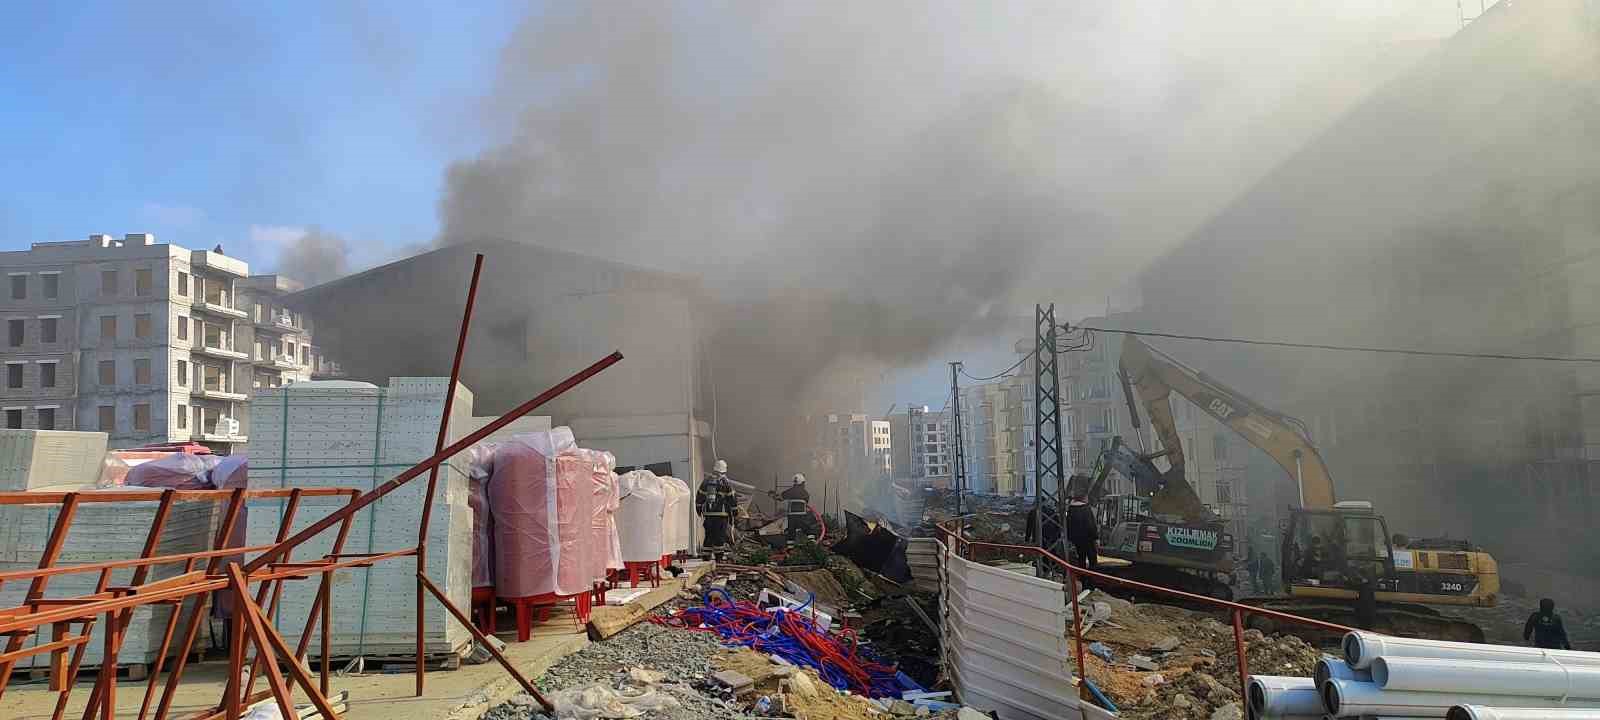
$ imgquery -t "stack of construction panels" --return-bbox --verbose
[0,493,218,669]
[1250,631,1600,718]
[246,378,476,660]
[0,429,108,490]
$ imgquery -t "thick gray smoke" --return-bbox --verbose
[427,2,1446,486]
[272,227,351,287]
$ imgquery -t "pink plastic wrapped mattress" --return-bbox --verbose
[488,429,593,598]
[581,450,623,579]
[124,452,223,490]
[464,443,498,589]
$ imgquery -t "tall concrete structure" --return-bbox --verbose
[0,233,331,451]
[892,405,953,488]
[1137,0,1600,596]
[958,380,1025,495]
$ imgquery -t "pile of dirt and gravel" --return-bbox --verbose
[1077,589,1318,720]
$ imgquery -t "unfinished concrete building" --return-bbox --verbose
[0,233,334,451]
[1137,0,1600,597]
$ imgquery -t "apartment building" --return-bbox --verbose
[957,380,1026,495]
[0,233,331,451]
[891,405,953,488]
[239,275,341,388]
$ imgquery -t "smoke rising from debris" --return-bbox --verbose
[426,1,1450,490]
[272,227,351,287]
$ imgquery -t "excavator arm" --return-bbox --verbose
[1118,335,1337,513]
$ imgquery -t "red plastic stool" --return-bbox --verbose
[501,592,593,642]
[471,586,497,635]
[660,554,672,569]
[624,560,660,588]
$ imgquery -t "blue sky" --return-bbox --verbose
[0,1,526,268]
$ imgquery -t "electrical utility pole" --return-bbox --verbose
[1034,304,1069,577]
[949,362,967,518]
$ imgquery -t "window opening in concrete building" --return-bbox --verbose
[40,317,56,343]
[135,268,153,296]
[134,358,151,385]
[5,409,20,429]
[10,275,24,300]
[176,360,188,386]
[254,339,266,360]
[176,403,188,429]
[204,281,226,307]
[98,406,114,432]
[7,320,22,347]
[135,313,152,339]
[42,273,57,299]
[204,324,226,350]
[36,408,54,430]
[39,362,55,388]
[6,364,22,389]
[177,315,188,341]
[100,315,116,340]
[177,271,189,296]
[98,360,115,386]
[101,269,117,296]
[203,364,225,392]
[133,403,150,431]
[301,346,308,364]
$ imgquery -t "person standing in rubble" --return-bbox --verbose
[780,473,814,544]
[697,459,738,549]
[1525,598,1574,650]
[1065,493,1099,574]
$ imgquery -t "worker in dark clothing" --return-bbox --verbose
[1065,494,1099,574]
[696,459,738,549]
[780,473,814,543]
[1525,598,1574,650]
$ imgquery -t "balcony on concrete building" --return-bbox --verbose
[193,299,248,320]
[193,250,248,278]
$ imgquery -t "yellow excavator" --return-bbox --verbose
[1099,335,1498,642]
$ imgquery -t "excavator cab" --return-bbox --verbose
[1283,502,1395,592]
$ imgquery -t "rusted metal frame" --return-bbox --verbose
[226,590,245,720]
[287,503,358,700]
[240,489,303,709]
[228,565,342,720]
[150,488,247,720]
[99,606,122,720]
[1063,566,1088,695]
[228,567,297,720]
[0,492,81,699]
[418,572,554,713]
[417,252,482,697]
[0,487,355,506]
[1231,608,1249,706]
[243,350,626,574]
[1,543,279,585]
[57,490,177,720]
[182,689,273,720]
[0,578,225,637]
[0,633,89,663]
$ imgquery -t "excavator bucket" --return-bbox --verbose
[1148,467,1212,521]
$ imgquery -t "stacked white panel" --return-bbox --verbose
[0,497,218,668]
[0,429,109,490]
[245,378,476,659]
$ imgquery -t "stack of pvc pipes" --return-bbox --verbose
[1257,630,1600,718]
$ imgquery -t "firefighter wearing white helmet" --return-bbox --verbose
[780,472,814,543]
[697,459,737,547]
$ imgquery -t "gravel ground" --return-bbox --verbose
[482,622,760,720]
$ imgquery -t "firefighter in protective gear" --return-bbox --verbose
[781,473,814,543]
[697,459,737,548]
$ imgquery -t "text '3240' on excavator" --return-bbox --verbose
[1081,334,1497,643]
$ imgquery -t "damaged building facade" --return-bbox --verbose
[286,240,716,491]
[1136,0,1600,597]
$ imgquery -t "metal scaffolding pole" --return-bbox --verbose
[1034,304,1069,577]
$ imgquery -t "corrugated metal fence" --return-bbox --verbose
[936,539,1114,720]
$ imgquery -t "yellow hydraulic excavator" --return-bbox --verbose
[1108,335,1497,642]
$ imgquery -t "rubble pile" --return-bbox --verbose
[1077,590,1317,720]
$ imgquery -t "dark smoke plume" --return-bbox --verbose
[426,1,1446,493]
[272,227,351,287]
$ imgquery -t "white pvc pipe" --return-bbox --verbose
[1323,679,1600,718]
[1345,631,1600,671]
[1317,655,1373,689]
[1375,656,1600,699]
[1250,675,1321,717]
[1448,707,1600,720]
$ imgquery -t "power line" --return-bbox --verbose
[1075,325,1600,364]
[959,354,1029,382]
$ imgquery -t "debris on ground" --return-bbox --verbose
[1076,588,1319,720]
